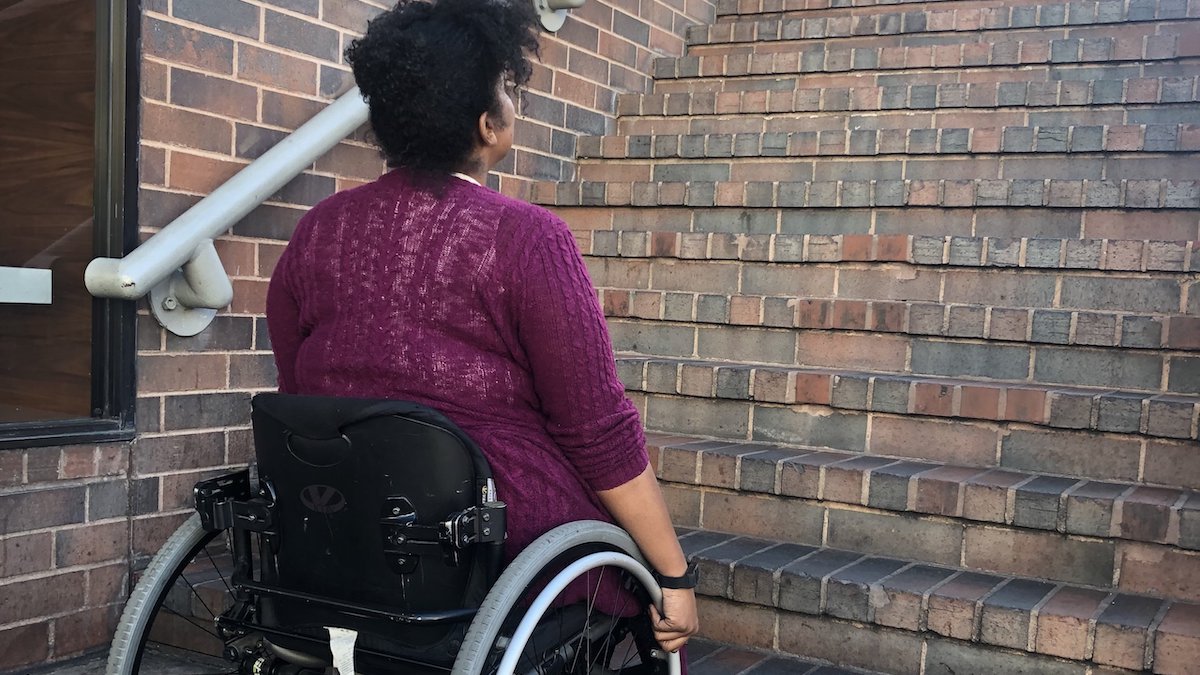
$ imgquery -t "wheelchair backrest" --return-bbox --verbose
[250,393,502,626]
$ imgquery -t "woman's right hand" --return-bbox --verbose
[649,587,699,653]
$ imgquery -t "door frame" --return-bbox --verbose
[0,0,139,449]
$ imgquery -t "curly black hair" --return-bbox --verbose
[346,0,540,172]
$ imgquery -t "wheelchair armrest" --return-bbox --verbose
[194,469,275,533]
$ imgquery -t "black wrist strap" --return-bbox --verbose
[653,561,699,590]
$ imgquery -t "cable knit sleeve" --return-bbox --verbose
[266,236,303,394]
[511,214,649,492]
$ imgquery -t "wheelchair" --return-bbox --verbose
[106,393,681,675]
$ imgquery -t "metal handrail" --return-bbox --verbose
[85,88,369,335]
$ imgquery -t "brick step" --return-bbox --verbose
[714,0,1031,19]
[691,17,1195,59]
[653,28,1195,80]
[579,125,1200,161]
[574,155,1200,186]
[697,0,1191,45]
[608,315,1196,394]
[652,428,1200,551]
[650,61,1196,96]
[600,284,1194,355]
[535,178,1200,211]
[620,355,1199,441]
[713,0,1200,22]
[617,106,1200,139]
[687,638,874,673]
[553,205,1200,241]
[679,526,1200,673]
[660,429,1200,591]
[618,80,1200,121]
[581,230,1200,273]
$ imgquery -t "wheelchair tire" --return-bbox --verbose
[452,520,682,675]
[106,513,230,675]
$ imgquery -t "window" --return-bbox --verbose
[0,0,136,448]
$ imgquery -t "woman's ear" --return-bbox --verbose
[477,110,498,147]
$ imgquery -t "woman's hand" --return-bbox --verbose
[649,587,699,653]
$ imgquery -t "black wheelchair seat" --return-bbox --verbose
[195,393,507,670]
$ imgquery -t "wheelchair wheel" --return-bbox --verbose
[453,521,682,675]
[107,514,238,675]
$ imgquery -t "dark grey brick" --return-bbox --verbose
[163,392,252,430]
[731,542,819,606]
[87,480,129,521]
[1169,356,1200,394]
[1096,393,1145,433]
[694,537,777,598]
[980,579,1057,649]
[1145,397,1196,438]
[926,638,1086,675]
[1065,481,1127,537]
[752,406,868,452]
[1012,476,1075,530]
[868,461,935,511]
[174,0,259,38]
[1031,310,1072,344]
[1034,347,1163,390]
[779,549,863,613]
[910,340,1030,380]
[948,236,984,265]
[716,367,752,399]
[831,374,870,409]
[871,377,910,414]
[825,557,907,621]
[740,448,807,493]
[940,128,970,153]
[1061,278,1179,314]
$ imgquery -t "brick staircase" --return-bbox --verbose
[534,0,1200,671]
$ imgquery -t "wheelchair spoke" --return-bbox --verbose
[202,545,234,597]
[158,602,223,641]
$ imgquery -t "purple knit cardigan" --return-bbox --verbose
[266,168,650,567]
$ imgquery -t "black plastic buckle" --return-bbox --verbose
[194,470,275,533]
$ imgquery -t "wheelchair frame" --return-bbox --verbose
[105,393,681,675]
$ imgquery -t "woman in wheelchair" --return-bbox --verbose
[107,1,697,673]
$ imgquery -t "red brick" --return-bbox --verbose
[911,382,954,416]
[696,596,776,650]
[830,300,868,330]
[1004,388,1047,424]
[927,572,1002,640]
[794,372,832,405]
[55,521,129,567]
[1155,602,1200,674]
[794,299,831,329]
[1036,586,1109,660]
[1118,543,1200,603]
[0,622,49,671]
[842,234,873,261]
[0,570,87,624]
[870,416,997,466]
[0,532,53,577]
[169,152,245,194]
[965,527,1114,587]
[138,353,228,393]
[53,606,121,658]
[962,470,1026,523]
[914,466,984,516]
[960,385,1002,420]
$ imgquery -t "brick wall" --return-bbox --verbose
[0,0,713,670]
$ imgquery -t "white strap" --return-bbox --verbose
[451,172,481,186]
[326,626,358,675]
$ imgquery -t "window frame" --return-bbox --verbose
[0,0,139,450]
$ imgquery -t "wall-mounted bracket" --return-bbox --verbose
[534,0,585,32]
